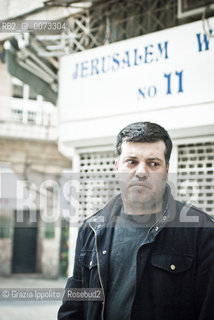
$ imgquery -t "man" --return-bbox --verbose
[58,121,214,320]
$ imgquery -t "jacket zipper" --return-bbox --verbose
[89,221,105,320]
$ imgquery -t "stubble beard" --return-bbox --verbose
[122,183,167,215]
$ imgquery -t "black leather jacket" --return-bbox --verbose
[58,188,214,320]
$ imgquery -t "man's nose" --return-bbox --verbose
[135,162,148,179]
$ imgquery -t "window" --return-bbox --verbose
[44,222,55,239]
[29,87,38,100]
[178,0,214,18]
[27,111,37,123]
[12,77,42,101]
[180,0,213,11]
[13,84,24,99]
[12,108,23,121]
[0,217,11,238]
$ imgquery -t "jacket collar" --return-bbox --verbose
[88,184,176,232]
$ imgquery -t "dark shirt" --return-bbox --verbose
[104,209,161,320]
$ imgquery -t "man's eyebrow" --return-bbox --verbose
[123,155,138,159]
[147,157,163,162]
[123,156,163,162]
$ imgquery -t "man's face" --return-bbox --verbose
[115,141,169,214]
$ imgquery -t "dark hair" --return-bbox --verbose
[115,121,173,164]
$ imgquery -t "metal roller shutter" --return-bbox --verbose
[78,151,120,223]
[177,142,214,217]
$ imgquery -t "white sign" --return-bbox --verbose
[59,18,214,123]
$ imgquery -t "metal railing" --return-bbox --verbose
[0,96,57,140]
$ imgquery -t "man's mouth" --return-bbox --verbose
[129,182,151,189]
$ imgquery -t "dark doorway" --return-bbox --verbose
[12,210,38,273]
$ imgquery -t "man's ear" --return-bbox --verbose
[166,162,169,174]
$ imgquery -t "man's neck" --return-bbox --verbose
[123,201,163,215]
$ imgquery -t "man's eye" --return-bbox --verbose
[126,160,136,165]
[150,162,160,167]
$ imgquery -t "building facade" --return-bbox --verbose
[56,0,214,273]
[0,59,72,278]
